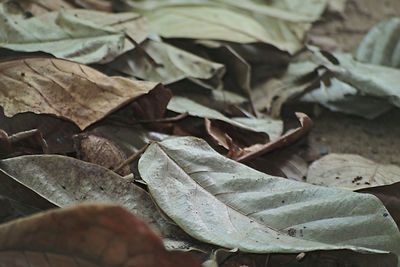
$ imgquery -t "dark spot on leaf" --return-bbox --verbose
[288,228,296,237]
[61,185,66,190]
[281,200,285,203]
[178,54,183,58]
[352,176,363,183]
[356,182,360,185]
[74,14,78,17]
[383,213,388,217]
[21,72,25,77]
[100,186,104,191]
[209,67,216,74]
[335,176,339,179]
[157,63,165,68]
[24,12,33,19]
[365,182,370,185]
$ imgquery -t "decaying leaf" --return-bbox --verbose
[0,108,80,154]
[0,204,202,267]
[73,133,131,176]
[0,128,48,158]
[307,154,400,190]
[139,137,400,258]
[0,57,162,130]
[232,112,313,162]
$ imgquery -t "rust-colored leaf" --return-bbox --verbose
[73,133,130,176]
[0,204,202,267]
[230,112,313,162]
[0,58,161,130]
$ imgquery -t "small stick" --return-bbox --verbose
[113,142,151,173]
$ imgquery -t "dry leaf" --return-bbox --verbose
[231,112,313,162]
[0,204,202,267]
[0,57,161,130]
[4,0,75,16]
[0,129,48,158]
[73,134,130,176]
[307,154,400,190]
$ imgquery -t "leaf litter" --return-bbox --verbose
[0,0,400,266]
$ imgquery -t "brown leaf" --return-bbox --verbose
[231,112,313,162]
[0,108,80,154]
[0,204,202,267]
[205,118,270,151]
[0,57,160,130]
[73,133,130,176]
[0,129,48,158]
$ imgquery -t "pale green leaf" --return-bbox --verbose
[356,17,400,68]
[0,5,124,64]
[301,78,391,119]
[138,137,400,256]
[167,96,283,139]
[110,39,225,84]
[318,52,400,108]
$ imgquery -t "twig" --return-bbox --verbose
[113,142,151,173]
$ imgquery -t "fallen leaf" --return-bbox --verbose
[167,96,283,137]
[0,203,202,267]
[123,0,328,54]
[233,112,313,162]
[307,154,400,190]
[246,149,309,182]
[0,154,211,254]
[4,0,75,16]
[73,133,131,176]
[39,9,151,54]
[110,39,225,84]
[311,48,400,108]
[0,57,161,130]
[138,137,400,257]
[71,0,113,11]
[0,108,80,154]
[356,17,400,68]
[0,5,125,64]
[0,155,165,232]
[0,128,48,158]
[357,182,400,230]
[301,77,392,119]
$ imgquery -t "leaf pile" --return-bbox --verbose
[1,0,400,266]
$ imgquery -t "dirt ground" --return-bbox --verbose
[283,0,400,166]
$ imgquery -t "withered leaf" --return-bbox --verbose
[0,57,161,130]
[232,112,313,162]
[307,154,400,190]
[73,134,130,176]
[0,204,202,267]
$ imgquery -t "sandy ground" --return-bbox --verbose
[283,0,400,167]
